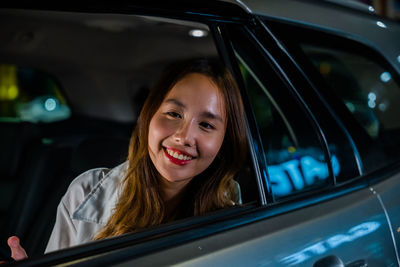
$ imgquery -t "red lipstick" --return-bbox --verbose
[163,148,193,166]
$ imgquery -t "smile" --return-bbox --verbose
[163,147,194,165]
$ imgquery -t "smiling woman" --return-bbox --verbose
[5,58,248,259]
[92,58,248,243]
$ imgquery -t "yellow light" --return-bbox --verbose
[8,84,18,99]
[0,64,19,100]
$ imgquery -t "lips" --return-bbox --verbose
[163,147,195,165]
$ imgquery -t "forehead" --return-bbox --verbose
[168,73,221,98]
[164,72,226,117]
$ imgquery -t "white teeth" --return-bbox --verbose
[166,148,192,161]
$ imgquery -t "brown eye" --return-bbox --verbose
[200,122,215,130]
[167,112,182,119]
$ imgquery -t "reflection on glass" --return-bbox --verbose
[301,44,400,173]
[236,54,332,200]
[302,45,400,139]
[380,72,391,83]
[368,92,376,108]
[269,154,340,197]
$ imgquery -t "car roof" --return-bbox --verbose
[224,0,400,74]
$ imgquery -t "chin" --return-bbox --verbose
[161,173,193,183]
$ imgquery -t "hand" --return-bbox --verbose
[7,236,27,261]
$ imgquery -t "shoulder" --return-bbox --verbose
[63,168,110,208]
[66,162,128,225]
[61,162,128,222]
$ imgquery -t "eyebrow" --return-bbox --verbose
[201,111,224,123]
[164,98,224,123]
[165,98,185,108]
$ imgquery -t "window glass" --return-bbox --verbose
[0,64,70,123]
[236,54,333,200]
[301,44,400,173]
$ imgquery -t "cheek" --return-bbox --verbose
[148,118,162,151]
[148,116,174,148]
[201,132,226,159]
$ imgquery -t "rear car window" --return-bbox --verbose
[301,44,400,174]
[0,64,70,123]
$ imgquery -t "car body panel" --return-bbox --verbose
[108,186,396,266]
[231,0,400,74]
[372,171,400,264]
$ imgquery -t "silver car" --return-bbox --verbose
[0,0,399,266]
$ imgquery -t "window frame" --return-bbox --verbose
[252,17,369,184]
[221,22,342,202]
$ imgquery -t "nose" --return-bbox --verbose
[174,120,196,147]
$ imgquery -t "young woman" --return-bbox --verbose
[6,58,248,260]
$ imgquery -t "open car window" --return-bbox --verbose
[0,10,258,259]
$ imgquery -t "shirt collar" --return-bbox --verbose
[72,162,128,225]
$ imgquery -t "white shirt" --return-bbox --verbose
[45,162,127,253]
[45,161,242,253]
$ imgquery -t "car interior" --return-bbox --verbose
[0,9,259,258]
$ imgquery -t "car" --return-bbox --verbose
[0,0,399,266]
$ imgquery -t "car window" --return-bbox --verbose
[300,44,400,174]
[235,54,334,200]
[226,23,336,201]
[0,64,70,123]
[264,20,400,179]
[0,11,259,258]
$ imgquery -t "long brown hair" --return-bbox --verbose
[95,58,248,239]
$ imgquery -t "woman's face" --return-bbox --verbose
[148,73,227,187]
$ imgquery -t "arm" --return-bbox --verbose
[45,200,78,254]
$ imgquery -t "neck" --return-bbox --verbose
[160,178,192,217]
[161,179,190,201]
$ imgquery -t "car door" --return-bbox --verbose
[46,15,399,267]
[198,21,398,266]
[92,17,399,266]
